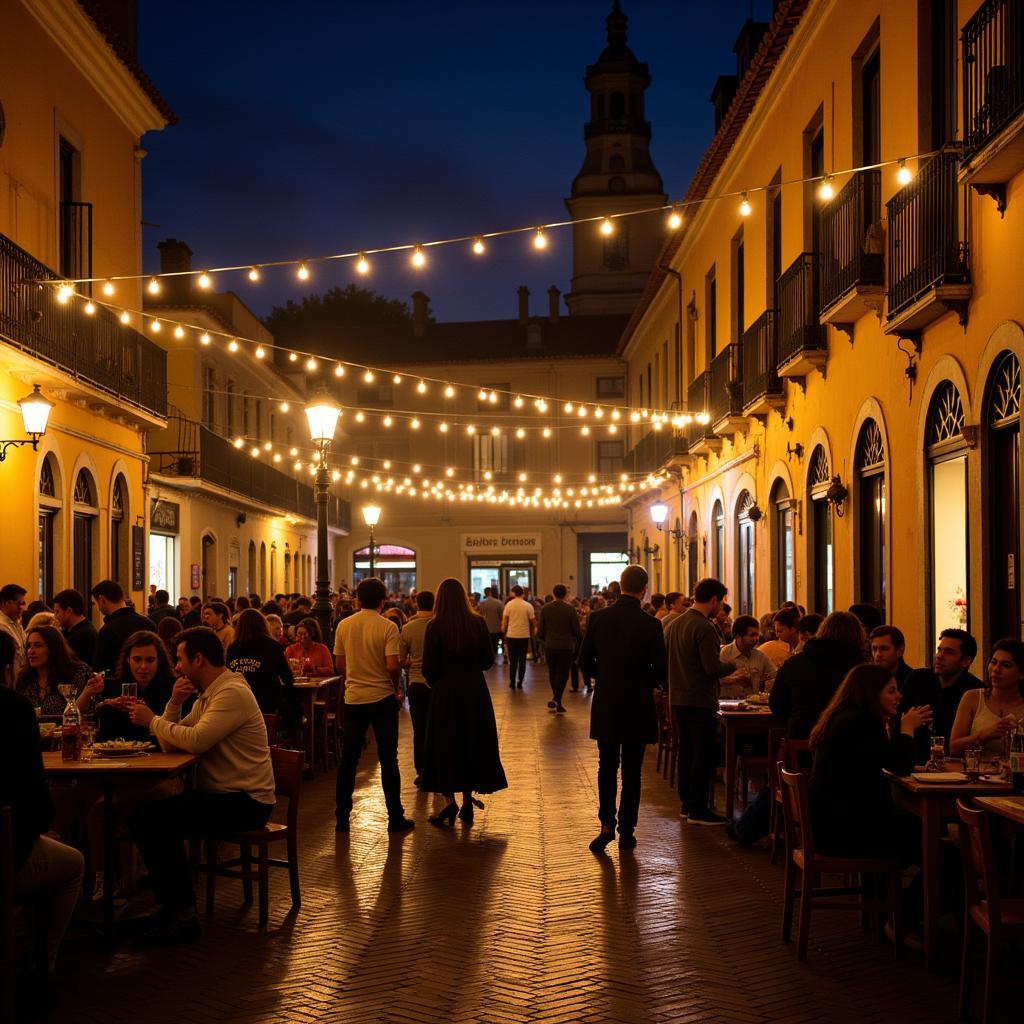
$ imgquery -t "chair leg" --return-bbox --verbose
[768,798,780,865]
[797,870,814,962]
[258,843,270,926]
[205,839,218,915]
[982,934,999,1024]
[240,843,253,904]
[782,858,796,942]
[287,833,301,910]
[958,918,974,1022]
[889,871,902,962]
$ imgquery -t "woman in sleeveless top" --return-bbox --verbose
[950,638,1024,757]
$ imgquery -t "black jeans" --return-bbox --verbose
[407,682,431,777]
[130,790,272,911]
[546,649,574,703]
[335,696,404,822]
[597,742,646,834]
[506,638,529,684]
[674,705,718,818]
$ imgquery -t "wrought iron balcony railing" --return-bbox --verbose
[819,170,883,313]
[0,232,167,417]
[685,372,713,447]
[741,310,782,408]
[625,428,687,475]
[963,0,1024,157]
[58,201,92,287]
[777,252,827,368]
[709,343,743,424]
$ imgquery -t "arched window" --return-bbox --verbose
[736,490,756,616]
[771,479,795,606]
[284,545,292,592]
[986,351,1020,642]
[270,543,278,593]
[807,445,833,614]
[72,469,98,606]
[711,500,725,581]
[110,475,129,592]
[38,455,62,604]
[259,541,268,597]
[609,91,625,118]
[926,382,969,645]
[201,533,216,599]
[248,540,257,596]
[687,511,699,595]
[856,418,887,619]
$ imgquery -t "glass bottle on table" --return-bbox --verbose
[60,688,81,761]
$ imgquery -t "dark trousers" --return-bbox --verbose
[130,790,272,911]
[407,682,431,777]
[335,696,404,822]
[506,638,529,684]
[546,649,574,703]
[674,705,718,818]
[597,742,646,834]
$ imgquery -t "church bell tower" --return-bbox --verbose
[564,2,667,316]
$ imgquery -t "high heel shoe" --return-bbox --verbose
[428,802,458,827]
[458,796,484,824]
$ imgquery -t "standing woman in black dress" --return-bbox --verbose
[421,578,508,825]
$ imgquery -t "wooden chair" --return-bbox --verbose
[262,713,280,746]
[203,747,303,926]
[314,678,343,771]
[769,737,810,864]
[736,725,781,810]
[956,800,1024,1023]
[778,765,902,961]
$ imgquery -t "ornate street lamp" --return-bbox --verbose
[304,386,342,638]
[0,386,54,462]
[362,504,382,578]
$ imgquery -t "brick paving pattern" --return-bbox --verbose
[46,663,964,1024]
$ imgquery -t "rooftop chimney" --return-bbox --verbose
[547,286,561,323]
[517,285,530,325]
[157,238,193,275]
[412,291,429,337]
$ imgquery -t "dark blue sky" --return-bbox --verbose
[138,1,772,323]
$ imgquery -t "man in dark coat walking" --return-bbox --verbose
[579,564,667,852]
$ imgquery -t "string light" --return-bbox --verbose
[84,301,96,315]
[472,237,486,255]
[228,340,239,353]
[200,332,211,345]
[149,319,161,333]
[289,352,298,362]
[439,421,449,433]
[518,428,527,439]
[599,217,614,236]
[897,159,912,185]
[306,357,317,371]
[532,227,548,250]
[356,253,370,275]
[667,205,683,230]
[417,380,427,394]
[255,345,266,359]
[56,284,74,304]
[444,384,455,398]
[197,272,211,289]
[248,266,261,282]
[542,427,552,438]
[334,364,345,377]
[173,325,185,338]
[119,310,130,325]
[739,192,751,217]
[279,402,290,413]
[392,373,402,385]
[147,277,161,295]
[363,369,375,383]
[411,244,426,268]
[102,280,115,297]
[411,418,421,429]
[297,263,310,280]
[818,175,834,201]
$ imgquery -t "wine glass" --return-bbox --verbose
[57,683,77,712]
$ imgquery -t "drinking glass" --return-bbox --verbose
[122,681,138,700]
[964,746,982,782]
[80,721,96,761]
[929,735,946,770]
[749,669,762,695]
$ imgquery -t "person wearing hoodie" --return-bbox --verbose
[768,610,866,739]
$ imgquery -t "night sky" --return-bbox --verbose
[137,1,773,324]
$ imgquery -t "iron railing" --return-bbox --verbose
[150,411,350,528]
[819,170,883,312]
[886,148,969,318]
[685,372,713,447]
[777,252,827,367]
[963,0,1024,156]
[0,232,167,417]
[625,428,687,475]
[709,343,743,423]
[58,201,92,288]
[742,310,782,406]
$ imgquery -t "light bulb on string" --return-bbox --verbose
[542,427,552,438]
[198,272,211,289]
[355,411,365,423]
[56,284,73,304]
[102,280,115,297]
[411,244,426,268]
[250,446,260,458]
[667,205,683,230]
[818,175,834,201]
[599,217,614,236]
[581,425,590,436]
[383,415,393,428]
[472,237,486,255]
[439,421,449,433]
[611,408,621,421]
[513,395,524,408]
[264,441,272,451]
[288,352,298,362]
[577,406,588,418]
[355,253,370,275]
[362,369,375,383]
[490,425,501,436]
[200,333,211,345]
[536,399,548,413]
[119,310,130,325]
[532,227,548,250]
[149,319,161,333]
[896,159,912,185]
[416,380,427,394]
[248,266,261,282]
[444,384,455,398]
[466,424,476,435]
[564,402,574,414]
[411,418,421,429]
[84,301,96,316]
[392,373,402,385]
[255,345,266,359]
[147,277,161,295]
[739,192,752,216]
[173,325,185,338]
[228,340,239,353]
[478,389,488,401]
[594,407,604,418]
[488,391,498,404]
[297,263,310,281]
[279,402,290,413]
[334,364,345,377]
[234,437,245,449]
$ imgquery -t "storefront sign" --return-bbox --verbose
[151,498,180,534]
[131,526,145,591]
[461,533,541,553]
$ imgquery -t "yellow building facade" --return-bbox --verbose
[0,0,172,616]
[621,0,1023,663]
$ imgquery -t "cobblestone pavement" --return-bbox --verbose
[47,663,965,1024]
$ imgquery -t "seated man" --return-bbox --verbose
[720,616,777,698]
[128,626,275,946]
[0,632,84,977]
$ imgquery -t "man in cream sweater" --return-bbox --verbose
[129,626,275,946]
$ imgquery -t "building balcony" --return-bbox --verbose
[741,310,784,417]
[960,0,1024,213]
[777,252,828,379]
[885,148,971,338]
[625,427,688,476]
[818,170,885,328]
[0,232,167,423]
[709,343,746,438]
[149,410,350,529]
[685,371,720,454]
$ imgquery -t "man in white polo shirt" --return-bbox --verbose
[128,626,275,946]
[502,585,535,690]
[333,577,413,834]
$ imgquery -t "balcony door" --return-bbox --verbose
[72,470,98,613]
[807,445,834,614]
[687,511,699,596]
[711,499,725,581]
[771,480,795,606]
[736,490,756,617]
[856,420,887,620]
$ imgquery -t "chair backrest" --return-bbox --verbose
[262,713,280,746]
[326,676,344,715]
[270,747,304,830]
[781,738,811,772]
[779,764,815,863]
[956,799,1003,928]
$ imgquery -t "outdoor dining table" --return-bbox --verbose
[42,750,198,938]
[292,677,334,775]
[716,701,778,821]
[887,766,1012,972]
[973,794,1024,826]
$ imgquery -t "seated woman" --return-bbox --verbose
[950,638,1024,758]
[94,629,176,742]
[283,617,334,678]
[16,625,99,716]
[227,608,296,716]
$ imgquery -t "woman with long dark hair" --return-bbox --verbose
[950,638,1024,756]
[93,630,176,742]
[16,626,95,715]
[226,608,296,715]
[420,578,507,825]
[283,617,334,677]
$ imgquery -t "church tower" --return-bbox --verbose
[564,2,667,316]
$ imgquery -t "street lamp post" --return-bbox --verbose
[362,504,381,579]
[304,386,342,641]
[0,385,54,462]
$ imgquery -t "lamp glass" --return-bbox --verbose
[650,503,669,526]
[362,504,382,527]
[18,386,53,436]
[304,390,342,443]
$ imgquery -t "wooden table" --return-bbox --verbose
[43,750,198,937]
[974,794,1024,826]
[292,678,333,775]
[888,768,1011,971]
[716,704,777,821]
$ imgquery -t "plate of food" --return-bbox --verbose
[93,740,154,757]
[911,771,969,784]
[38,722,59,738]
[745,692,771,706]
